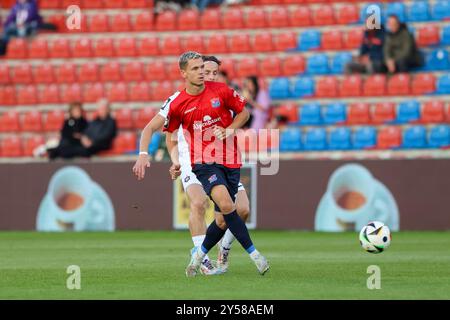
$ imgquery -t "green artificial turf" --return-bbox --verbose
[0,231,449,299]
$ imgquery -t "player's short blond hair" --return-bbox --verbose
[179,51,202,70]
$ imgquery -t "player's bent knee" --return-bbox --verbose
[217,201,235,214]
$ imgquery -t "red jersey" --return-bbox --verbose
[159,81,246,168]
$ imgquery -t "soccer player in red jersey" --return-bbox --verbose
[133,52,269,277]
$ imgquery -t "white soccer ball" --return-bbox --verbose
[359,221,391,254]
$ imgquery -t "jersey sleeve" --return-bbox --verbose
[159,96,181,133]
[223,85,246,114]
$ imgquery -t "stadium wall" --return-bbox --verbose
[0,160,449,231]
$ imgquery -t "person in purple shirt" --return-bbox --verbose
[242,76,271,131]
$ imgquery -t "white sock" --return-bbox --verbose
[221,229,236,250]
[192,235,209,263]
[249,249,260,261]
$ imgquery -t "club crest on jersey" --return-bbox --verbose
[208,174,217,184]
[210,98,221,108]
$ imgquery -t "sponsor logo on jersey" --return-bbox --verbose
[184,176,190,183]
[193,115,222,130]
[210,98,221,108]
[184,106,197,114]
[208,174,217,184]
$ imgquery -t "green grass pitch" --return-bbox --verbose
[1,231,449,299]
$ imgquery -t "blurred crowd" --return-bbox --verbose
[155,0,249,13]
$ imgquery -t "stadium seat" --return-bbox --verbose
[436,74,450,94]
[428,125,450,148]
[21,110,43,132]
[312,5,334,26]
[55,63,77,83]
[134,107,157,129]
[280,128,302,152]
[101,61,122,82]
[166,61,181,81]
[336,4,359,25]
[145,61,166,81]
[323,102,347,124]
[12,64,33,84]
[88,14,109,32]
[79,63,99,83]
[344,28,363,49]
[23,135,45,157]
[17,86,38,105]
[127,0,148,8]
[269,78,291,99]
[152,81,174,101]
[304,128,327,151]
[442,25,450,45]
[0,64,10,85]
[0,86,16,106]
[183,35,204,53]
[93,38,115,57]
[321,30,342,50]
[123,61,144,82]
[107,82,128,102]
[206,34,228,54]
[245,8,267,28]
[129,82,151,102]
[299,103,321,125]
[39,0,61,9]
[282,55,305,75]
[268,7,289,28]
[340,75,362,97]
[115,108,134,129]
[329,127,351,150]
[102,0,125,8]
[28,38,49,59]
[372,102,396,124]
[428,49,450,71]
[417,25,440,47]
[236,58,258,78]
[0,110,20,132]
[110,13,132,32]
[72,39,92,58]
[403,126,427,149]
[422,100,445,123]
[306,54,329,75]
[50,39,70,58]
[200,9,222,29]
[316,77,338,98]
[298,30,321,51]
[60,84,82,103]
[117,38,137,57]
[178,9,199,30]
[353,126,377,150]
[139,37,159,56]
[397,100,421,123]
[408,1,430,22]
[40,85,60,104]
[82,0,102,9]
[6,38,27,59]
[46,14,66,33]
[385,2,406,22]
[274,103,299,123]
[155,10,176,31]
[223,8,244,29]
[253,33,274,52]
[289,6,312,27]
[387,73,410,96]
[260,57,282,77]
[134,12,153,31]
[113,132,137,154]
[230,34,251,53]
[84,83,105,102]
[377,126,402,149]
[330,52,352,74]
[348,103,370,124]
[34,65,55,84]
[431,0,450,20]
[363,74,386,96]
[274,32,297,52]
[293,77,315,98]
[412,73,436,95]
[0,136,23,157]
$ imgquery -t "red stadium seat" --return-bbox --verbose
[40,85,60,104]
[316,76,338,98]
[348,103,370,124]
[6,38,27,59]
[93,38,115,57]
[321,30,343,50]
[84,83,105,102]
[129,82,151,102]
[50,39,71,58]
[116,38,137,57]
[21,110,43,132]
[219,59,236,78]
[114,108,134,129]
[152,81,174,101]
[161,36,182,56]
[60,84,82,103]
[23,135,45,157]
[223,8,244,29]
[44,109,65,132]
[412,73,436,95]
[387,73,410,96]
[166,61,181,81]
[12,64,33,84]
[260,56,282,77]
[55,63,77,83]
[274,32,297,51]
[268,7,289,28]
[61,0,81,8]
[0,64,10,85]
[39,0,61,9]
[82,0,102,8]
[0,111,20,132]
[339,75,362,97]
[123,61,144,82]
[206,34,228,54]
[178,9,199,30]
[28,38,49,59]
[134,12,153,31]
[138,37,159,56]
[113,132,137,154]
[107,82,128,102]
[127,0,148,8]
[344,28,364,49]
[88,14,109,32]
[103,0,125,8]
[417,25,440,47]
[253,33,274,52]
[289,7,312,27]
[0,136,23,157]
[134,107,157,129]
[46,14,66,33]
[312,5,334,25]
[145,61,167,81]
[183,35,204,53]
[336,4,359,25]
[363,74,386,96]
[377,126,401,149]
[79,63,99,83]
[72,39,92,58]
[421,101,445,123]
[110,13,132,32]
[0,86,16,106]
[274,103,299,123]
[156,11,176,31]
[236,58,259,77]
[245,8,267,29]
[200,9,222,29]
[230,34,251,53]
[17,86,38,105]
[282,55,305,75]
[101,61,122,82]
[372,102,396,124]
[282,0,304,3]
[34,64,55,84]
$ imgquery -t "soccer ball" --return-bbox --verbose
[359,221,391,254]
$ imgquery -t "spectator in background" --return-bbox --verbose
[345,24,386,74]
[383,15,423,73]
[242,76,271,130]
[190,0,224,12]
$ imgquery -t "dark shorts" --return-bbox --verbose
[192,163,240,212]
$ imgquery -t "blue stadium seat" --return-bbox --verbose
[299,103,321,125]
[306,54,329,75]
[148,132,161,155]
[280,128,302,152]
[428,125,450,148]
[403,126,427,149]
[330,52,353,74]
[298,30,321,51]
[427,49,450,71]
[397,100,421,123]
[269,78,291,99]
[385,2,406,22]
[293,77,315,98]
[442,25,450,45]
[304,128,327,151]
[323,102,347,124]
[436,74,450,94]
[408,1,430,22]
[432,0,450,20]
[352,127,377,149]
[329,127,352,150]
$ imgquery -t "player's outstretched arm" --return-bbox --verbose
[214,107,250,140]
[132,114,166,180]
[165,131,181,180]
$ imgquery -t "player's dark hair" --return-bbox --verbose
[202,55,221,66]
